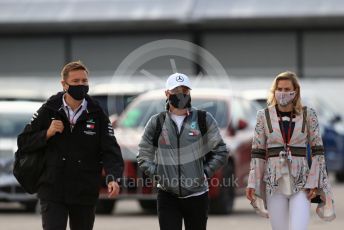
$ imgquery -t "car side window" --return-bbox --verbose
[119,99,165,128]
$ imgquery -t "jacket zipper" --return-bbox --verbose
[170,114,188,197]
[69,110,89,133]
[177,135,182,196]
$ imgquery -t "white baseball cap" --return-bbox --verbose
[165,73,192,91]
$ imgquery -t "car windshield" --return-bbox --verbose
[119,98,229,129]
[0,113,32,137]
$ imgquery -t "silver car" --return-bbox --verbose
[0,100,42,212]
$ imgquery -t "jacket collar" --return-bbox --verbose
[168,107,196,115]
[44,91,101,114]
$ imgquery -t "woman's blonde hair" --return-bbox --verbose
[267,71,303,114]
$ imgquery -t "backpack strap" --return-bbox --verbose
[264,108,273,133]
[153,112,166,148]
[197,109,215,167]
[153,110,208,148]
[197,110,207,137]
[302,106,307,133]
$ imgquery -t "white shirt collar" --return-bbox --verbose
[62,93,87,112]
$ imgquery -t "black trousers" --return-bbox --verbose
[157,190,209,230]
[40,199,96,230]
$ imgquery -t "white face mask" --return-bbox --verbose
[275,91,296,107]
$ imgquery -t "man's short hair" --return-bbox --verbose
[61,61,89,81]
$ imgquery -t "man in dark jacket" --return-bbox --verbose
[17,61,124,230]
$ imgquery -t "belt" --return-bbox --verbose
[267,147,307,158]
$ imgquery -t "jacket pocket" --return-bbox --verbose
[180,160,206,189]
[40,149,65,186]
[77,162,102,197]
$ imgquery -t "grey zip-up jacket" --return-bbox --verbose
[137,108,228,197]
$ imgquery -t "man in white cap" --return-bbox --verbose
[137,73,228,230]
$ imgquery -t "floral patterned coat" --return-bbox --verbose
[247,105,335,221]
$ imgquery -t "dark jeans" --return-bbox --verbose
[40,199,96,230]
[157,189,209,230]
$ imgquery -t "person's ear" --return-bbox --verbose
[61,80,68,92]
[165,90,169,97]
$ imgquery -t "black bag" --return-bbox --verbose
[13,148,46,194]
[311,194,322,204]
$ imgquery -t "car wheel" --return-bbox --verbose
[95,200,116,214]
[22,200,38,213]
[336,172,344,183]
[209,163,235,215]
[139,200,157,214]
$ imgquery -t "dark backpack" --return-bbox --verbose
[153,110,207,147]
[13,148,46,194]
[152,110,214,164]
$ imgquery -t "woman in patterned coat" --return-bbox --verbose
[246,71,335,230]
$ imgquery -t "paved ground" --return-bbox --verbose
[0,181,342,230]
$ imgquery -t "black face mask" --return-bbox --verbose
[168,93,191,109]
[66,84,89,101]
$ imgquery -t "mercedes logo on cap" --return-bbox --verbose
[176,75,184,82]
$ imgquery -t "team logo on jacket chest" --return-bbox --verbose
[84,119,96,135]
[86,124,95,129]
[188,121,200,136]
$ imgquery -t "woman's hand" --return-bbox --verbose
[307,188,318,200]
[246,188,256,202]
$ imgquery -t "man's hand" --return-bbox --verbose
[46,120,64,140]
[246,188,256,202]
[307,188,318,200]
[108,181,120,198]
